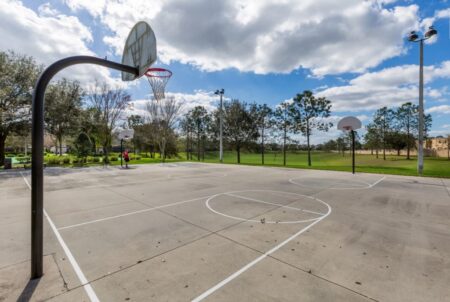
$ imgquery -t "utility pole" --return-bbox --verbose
[418,39,424,175]
[408,26,437,175]
[215,89,225,163]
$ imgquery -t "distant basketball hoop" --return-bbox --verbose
[338,116,362,175]
[337,116,362,132]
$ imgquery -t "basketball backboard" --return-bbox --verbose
[337,116,362,131]
[122,21,157,81]
[118,129,134,140]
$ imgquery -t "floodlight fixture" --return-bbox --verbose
[408,31,419,42]
[407,25,438,175]
[424,26,437,39]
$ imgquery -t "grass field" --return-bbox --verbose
[5,150,450,178]
[197,151,450,178]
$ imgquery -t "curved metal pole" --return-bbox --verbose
[31,56,138,279]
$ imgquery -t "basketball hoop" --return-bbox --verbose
[337,116,362,175]
[342,126,352,131]
[145,67,172,101]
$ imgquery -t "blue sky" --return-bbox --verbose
[1,0,449,143]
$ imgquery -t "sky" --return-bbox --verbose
[0,0,449,144]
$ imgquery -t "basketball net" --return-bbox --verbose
[145,68,172,101]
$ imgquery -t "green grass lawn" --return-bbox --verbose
[197,151,450,178]
[4,150,449,178]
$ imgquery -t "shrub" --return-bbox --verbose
[72,158,80,164]
[62,157,70,164]
[93,157,100,163]
[110,156,118,162]
[15,156,31,163]
[47,157,60,165]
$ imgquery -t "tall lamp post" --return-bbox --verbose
[215,89,225,163]
[407,26,437,176]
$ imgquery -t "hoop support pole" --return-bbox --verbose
[352,130,356,174]
[31,56,138,279]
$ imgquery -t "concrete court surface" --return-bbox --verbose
[1,162,449,302]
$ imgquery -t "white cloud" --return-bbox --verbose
[63,0,107,17]
[428,129,450,137]
[126,90,220,118]
[0,0,120,86]
[38,3,60,17]
[64,0,419,76]
[317,61,450,112]
[427,105,450,114]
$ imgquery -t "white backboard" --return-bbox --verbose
[118,129,134,140]
[337,116,362,131]
[122,21,157,81]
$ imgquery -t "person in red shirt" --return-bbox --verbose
[123,150,130,168]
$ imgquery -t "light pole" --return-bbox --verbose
[408,26,437,176]
[215,89,225,163]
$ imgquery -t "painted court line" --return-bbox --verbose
[58,195,213,230]
[289,175,386,190]
[192,197,332,302]
[226,193,325,216]
[206,191,324,224]
[20,173,100,302]
[369,176,386,188]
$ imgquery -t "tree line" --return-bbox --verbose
[0,50,136,165]
[318,103,432,160]
[150,90,334,166]
[365,103,432,159]
[4,50,434,168]
[0,50,361,168]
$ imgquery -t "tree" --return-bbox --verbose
[127,115,145,153]
[0,51,40,166]
[223,99,258,164]
[180,115,194,160]
[273,101,295,166]
[336,136,346,156]
[188,106,210,161]
[134,121,159,158]
[250,103,273,165]
[79,107,102,154]
[394,102,431,159]
[146,97,183,162]
[45,79,83,155]
[373,107,395,160]
[386,131,408,156]
[73,132,92,164]
[323,139,337,152]
[364,124,382,158]
[292,90,333,166]
[86,82,130,164]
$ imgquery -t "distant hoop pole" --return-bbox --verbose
[351,130,355,174]
[338,116,361,175]
[31,56,138,279]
